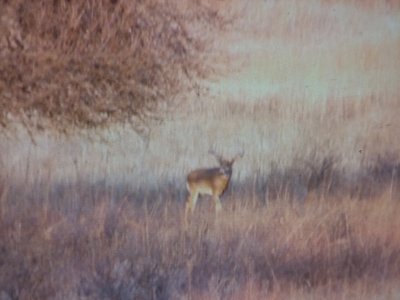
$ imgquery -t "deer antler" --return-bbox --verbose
[209,147,223,162]
[232,150,244,161]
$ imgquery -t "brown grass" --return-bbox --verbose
[0,180,399,299]
[0,0,400,299]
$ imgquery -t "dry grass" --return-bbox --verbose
[0,0,400,299]
[0,180,399,299]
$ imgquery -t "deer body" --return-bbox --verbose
[185,150,243,215]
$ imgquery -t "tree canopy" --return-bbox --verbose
[0,0,227,135]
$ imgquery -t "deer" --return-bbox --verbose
[185,149,244,216]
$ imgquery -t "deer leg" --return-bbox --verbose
[213,193,222,212]
[186,191,199,215]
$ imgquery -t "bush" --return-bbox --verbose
[0,0,225,134]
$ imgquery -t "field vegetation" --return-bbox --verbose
[0,0,400,299]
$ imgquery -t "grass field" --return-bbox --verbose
[0,0,400,299]
[1,180,399,299]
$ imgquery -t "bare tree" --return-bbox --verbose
[0,0,229,136]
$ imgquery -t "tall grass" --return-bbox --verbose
[0,0,400,299]
[0,179,399,299]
